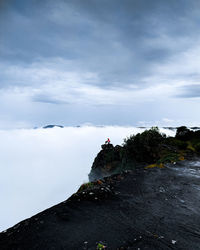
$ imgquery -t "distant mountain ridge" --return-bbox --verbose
[42,125,200,130]
[42,125,64,129]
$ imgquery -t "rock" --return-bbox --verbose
[89,144,122,181]
[101,143,114,150]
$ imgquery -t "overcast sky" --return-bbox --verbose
[1,0,200,128]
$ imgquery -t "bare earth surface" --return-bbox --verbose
[1,159,200,249]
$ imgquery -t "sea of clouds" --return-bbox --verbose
[0,126,175,231]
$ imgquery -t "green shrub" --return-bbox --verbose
[175,126,194,141]
[175,140,188,150]
[123,127,166,163]
[165,137,188,150]
[97,242,106,249]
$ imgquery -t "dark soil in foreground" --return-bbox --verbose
[1,160,200,249]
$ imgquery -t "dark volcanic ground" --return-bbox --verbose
[1,160,200,249]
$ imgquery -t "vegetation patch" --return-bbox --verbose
[157,152,180,164]
[145,163,164,169]
[123,127,165,163]
[78,182,95,192]
[97,242,107,249]
[187,142,195,152]
[123,126,199,167]
[78,180,103,192]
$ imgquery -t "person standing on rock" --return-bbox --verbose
[105,138,111,144]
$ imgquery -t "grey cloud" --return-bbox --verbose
[176,84,200,98]
[32,94,69,105]
[1,0,200,88]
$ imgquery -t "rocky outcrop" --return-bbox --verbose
[89,144,123,181]
[89,127,200,181]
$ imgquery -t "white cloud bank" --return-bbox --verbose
[0,126,175,232]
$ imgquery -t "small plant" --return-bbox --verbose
[78,182,94,192]
[187,142,195,152]
[78,179,104,193]
[97,242,106,249]
[145,163,164,169]
[157,152,180,164]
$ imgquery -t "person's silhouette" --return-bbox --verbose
[105,138,111,144]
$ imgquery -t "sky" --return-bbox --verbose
[0,126,175,231]
[1,0,200,128]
